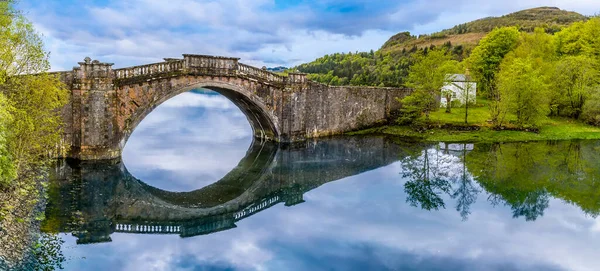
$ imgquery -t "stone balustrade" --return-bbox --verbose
[237,63,286,84]
[114,60,185,79]
[184,54,238,69]
[287,72,308,84]
[108,55,289,83]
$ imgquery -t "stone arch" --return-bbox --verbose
[119,79,281,150]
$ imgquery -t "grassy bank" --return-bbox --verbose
[350,100,600,142]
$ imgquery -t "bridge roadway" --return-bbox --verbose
[45,136,413,244]
[51,54,411,160]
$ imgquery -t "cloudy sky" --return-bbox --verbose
[17,0,600,71]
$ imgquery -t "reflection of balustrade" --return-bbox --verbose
[114,60,185,79]
[237,63,286,84]
[180,216,237,238]
[114,223,181,234]
[234,195,281,220]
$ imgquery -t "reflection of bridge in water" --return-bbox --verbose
[46,136,410,244]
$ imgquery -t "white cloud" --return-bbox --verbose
[20,0,600,71]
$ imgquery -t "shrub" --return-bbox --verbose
[582,91,600,126]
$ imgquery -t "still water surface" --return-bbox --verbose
[20,90,600,270]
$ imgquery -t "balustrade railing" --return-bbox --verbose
[184,54,237,69]
[114,60,184,79]
[237,63,286,84]
[112,55,290,84]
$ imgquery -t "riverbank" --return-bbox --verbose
[350,103,600,142]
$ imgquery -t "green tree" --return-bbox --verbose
[551,55,598,118]
[467,27,520,125]
[0,93,16,185]
[497,57,548,127]
[402,49,456,121]
[582,89,600,126]
[555,18,600,58]
[0,0,69,184]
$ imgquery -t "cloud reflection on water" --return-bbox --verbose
[122,90,252,192]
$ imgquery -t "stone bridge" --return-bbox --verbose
[44,136,414,244]
[54,54,411,160]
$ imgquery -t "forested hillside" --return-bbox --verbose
[295,7,588,87]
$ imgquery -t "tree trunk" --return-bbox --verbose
[464,90,469,124]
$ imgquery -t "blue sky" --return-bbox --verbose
[17,0,600,70]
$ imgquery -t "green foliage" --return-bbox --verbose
[296,50,414,87]
[498,58,549,127]
[468,27,520,124]
[582,89,600,126]
[555,18,600,57]
[0,92,16,185]
[468,26,520,96]
[400,49,457,121]
[3,75,69,172]
[550,55,598,118]
[0,0,69,186]
[0,1,49,81]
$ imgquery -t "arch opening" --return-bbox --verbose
[121,82,281,152]
[122,88,259,192]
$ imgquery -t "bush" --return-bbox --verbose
[582,91,600,126]
[450,100,462,108]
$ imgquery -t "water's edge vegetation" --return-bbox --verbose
[1,1,69,270]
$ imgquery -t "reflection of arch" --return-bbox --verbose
[46,136,403,242]
[138,138,279,208]
[120,81,281,150]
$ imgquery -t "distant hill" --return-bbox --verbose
[267,66,288,73]
[295,7,589,87]
[380,7,587,53]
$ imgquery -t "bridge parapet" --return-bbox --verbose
[286,72,308,84]
[101,54,289,84]
[184,54,238,76]
[237,62,286,84]
[113,59,185,79]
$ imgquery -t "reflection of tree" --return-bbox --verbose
[402,146,453,211]
[466,141,600,221]
[401,144,481,219]
[398,141,600,222]
[29,233,66,271]
[510,190,550,221]
[451,145,480,220]
[0,175,65,271]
